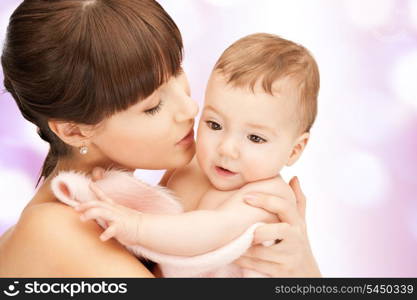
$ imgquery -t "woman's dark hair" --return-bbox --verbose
[1,0,183,185]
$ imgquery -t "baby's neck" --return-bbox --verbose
[199,173,282,210]
[197,186,237,210]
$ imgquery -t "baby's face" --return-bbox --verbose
[196,72,302,191]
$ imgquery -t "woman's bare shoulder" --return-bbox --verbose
[1,202,153,277]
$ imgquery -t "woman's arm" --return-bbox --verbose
[7,203,154,277]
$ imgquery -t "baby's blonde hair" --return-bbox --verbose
[214,33,320,133]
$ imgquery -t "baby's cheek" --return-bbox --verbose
[196,138,211,167]
[242,152,283,182]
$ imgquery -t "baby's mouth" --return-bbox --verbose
[215,166,237,176]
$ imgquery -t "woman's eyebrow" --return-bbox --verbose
[138,91,159,109]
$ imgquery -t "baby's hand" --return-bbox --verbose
[75,184,143,246]
[91,167,105,181]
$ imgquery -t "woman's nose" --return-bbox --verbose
[175,95,199,123]
[218,136,239,160]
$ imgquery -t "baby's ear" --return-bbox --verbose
[286,132,310,166]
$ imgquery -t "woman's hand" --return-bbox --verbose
[234,177,321,277]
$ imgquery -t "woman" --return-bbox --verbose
[0,0,319,277]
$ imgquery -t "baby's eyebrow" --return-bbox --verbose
[205,105,277,136]
[204,105,222,115]
[245,122,277,136]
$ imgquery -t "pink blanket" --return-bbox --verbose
[51,169,269,277]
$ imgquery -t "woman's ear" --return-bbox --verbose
[48,120,95,148]
[286,132,310,166]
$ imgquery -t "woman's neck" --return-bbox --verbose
[28,156,123,207]
[52,158,102,177]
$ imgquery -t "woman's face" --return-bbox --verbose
[91,72,199,170]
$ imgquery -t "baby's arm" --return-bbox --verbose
[76,189,278,256]
[138,201,277,255]
[76,176,293,256]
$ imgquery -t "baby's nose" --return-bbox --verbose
[218,137,239,160]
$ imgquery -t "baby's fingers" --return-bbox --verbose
[75,201,108,212]
[91,167,105,181]
[100,224,118,242]
[89,183,114,204]
[80,207,116,223]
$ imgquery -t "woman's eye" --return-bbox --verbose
[206,121,222,130]
[248,134,267,144]
[144,100,163,115]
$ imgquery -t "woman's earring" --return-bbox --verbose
[79,146,89,155]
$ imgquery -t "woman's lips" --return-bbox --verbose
[215,166,237,177]
[176,128,194,146]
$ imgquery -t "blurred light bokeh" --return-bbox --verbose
[1,0,416,277]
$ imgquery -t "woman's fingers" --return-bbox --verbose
[89,183,114,204]
[234,256,280,277]
[251,222,291,245]
[244,194,300,225]
[100,224,118,242]
[289,176,306,220]
[242,244,284,263]
[91,167,105,181]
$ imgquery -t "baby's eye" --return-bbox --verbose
[206,121,222,130]
[248,134,267,144]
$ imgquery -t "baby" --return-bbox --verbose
[73,33,319,276]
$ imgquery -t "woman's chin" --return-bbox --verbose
[147,144,196,170]
[175,143,196,166]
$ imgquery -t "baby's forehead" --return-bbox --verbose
[206,72,300,111]
[221,75,300,104]
[206,90,298,126]
[233,84,298,108]
[249,75,300,98]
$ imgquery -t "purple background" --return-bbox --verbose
[1,0,416,277]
